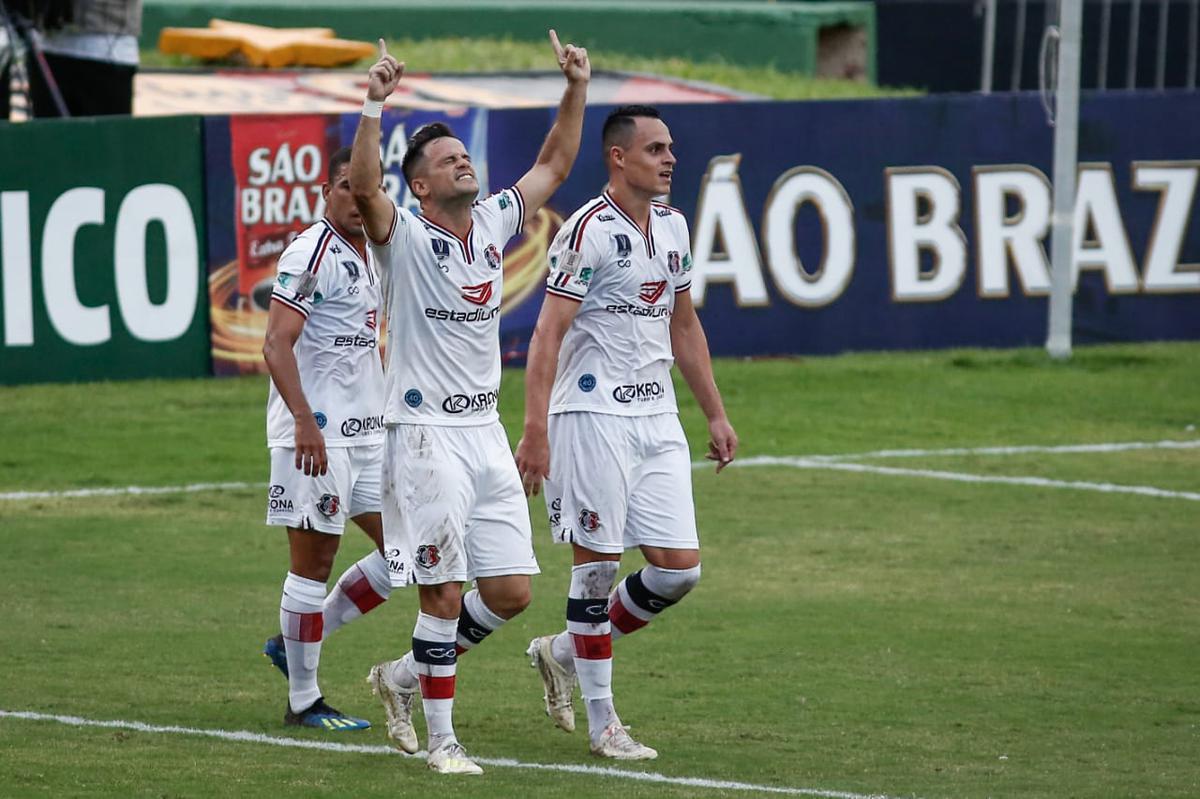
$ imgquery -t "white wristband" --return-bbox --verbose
[362,99,384,118]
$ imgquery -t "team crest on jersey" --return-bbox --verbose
[461,281,494,306]
[317,494,340,517]
[366,309,377,330]
[416,544,441,569]
[578,508,600,532]
[430,238,451,261]
[614,233,632,259]
[639,280,668,304]
[667,250,681,275]
[484,243,502,271]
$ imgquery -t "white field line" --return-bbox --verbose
[710,456,1200,502]
[2,439,1195,503]
[0,709,901,799]
[804,439,1200,462]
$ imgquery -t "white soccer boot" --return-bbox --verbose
[526,635,576,732]
[366,662,419,753]
[590,722,658,760]
[426,740,484,775]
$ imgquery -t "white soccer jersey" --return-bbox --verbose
[266,218,385,448]
[370,187,526,426]
[545,191,694,416]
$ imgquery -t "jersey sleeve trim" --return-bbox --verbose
[270,293,310,318]
[674,281,692,293]
[509,185,526,238]
[546,286,585,302]
[371,204,399,247]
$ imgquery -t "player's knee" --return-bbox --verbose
[490,587,531,618]
[643,563,701,601]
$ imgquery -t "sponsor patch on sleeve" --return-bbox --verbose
[560,249,583,275]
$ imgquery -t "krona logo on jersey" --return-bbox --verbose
[442,389,499,414]
[612,381,664,404]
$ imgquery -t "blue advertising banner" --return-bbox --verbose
[197,91,1200,375]
[490,91,1200,358]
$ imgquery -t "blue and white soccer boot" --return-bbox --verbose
[263,635,289,678]
[284,697,371,731]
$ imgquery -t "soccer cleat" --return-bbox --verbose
[590,722,658,760]
[526,635,576,733]
[366,662,419,753]
[263,634,289,678]
[426,740,483,775]
[284,697,371,731]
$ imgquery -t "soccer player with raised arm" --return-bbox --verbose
[515,105,739,760]
[261,147,401,731]
[348,34,590,774]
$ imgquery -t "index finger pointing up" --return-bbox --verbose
[378,38,388,58]
[548,28,565,60]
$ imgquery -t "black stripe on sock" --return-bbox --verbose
[457,607,491,646]
[412,637,458,665]
[566,597,609,624]
[624,570,676,614]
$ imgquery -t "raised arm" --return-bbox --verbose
[515,294,582,496]
[670,290,738,473]
[350,39,405,244]
[513,30,591,221]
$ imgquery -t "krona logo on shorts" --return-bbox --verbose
[269,485,285,499]
[461,281,494,306]
[416,544,441,569]
[639,280,667,304]
[341,414,384,437]
[442,390,499,414]
[612,381,664,404]
[317,494,340,516]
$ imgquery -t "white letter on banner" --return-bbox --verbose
[294,145,321,183]
[1071,164,1140,292]
[114,185,199,342]
[973,166,1052,297]
[382,124,407,171]
[690,154,768,308]
[2,192,34,346]
[761,166,855,307]
[1133,161,1200,292]
[247,147,271,186]
[42,187,110,345]
[887,168,967,302]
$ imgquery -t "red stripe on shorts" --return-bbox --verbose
[571,632,613,660]
[608,597,648,636]
[418,674,457,700]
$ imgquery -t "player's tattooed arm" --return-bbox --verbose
[514,29,591,224]
[351,39,405,245]
[670,290,738,473]
[262,302,328,476]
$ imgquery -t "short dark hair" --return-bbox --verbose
[327,146,353,183]
[601,105,661,157]
[401,122,458,191]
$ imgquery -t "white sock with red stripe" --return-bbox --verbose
[322,550,391,637]
[567,561,620,743]
[279,572,326,713]
[609,564,701,641]
[412,612,459,750]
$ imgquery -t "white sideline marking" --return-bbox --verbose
[714,457,1200,502]
[806,439,1200,461]
[0,709,900,799]
[0,481,259,501]
[2,439,1195,503]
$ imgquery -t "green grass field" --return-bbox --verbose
[1,343,1198,798]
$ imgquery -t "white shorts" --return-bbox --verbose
[544,412,699,555]
[382,422,539,587]
[266,443,383,535]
